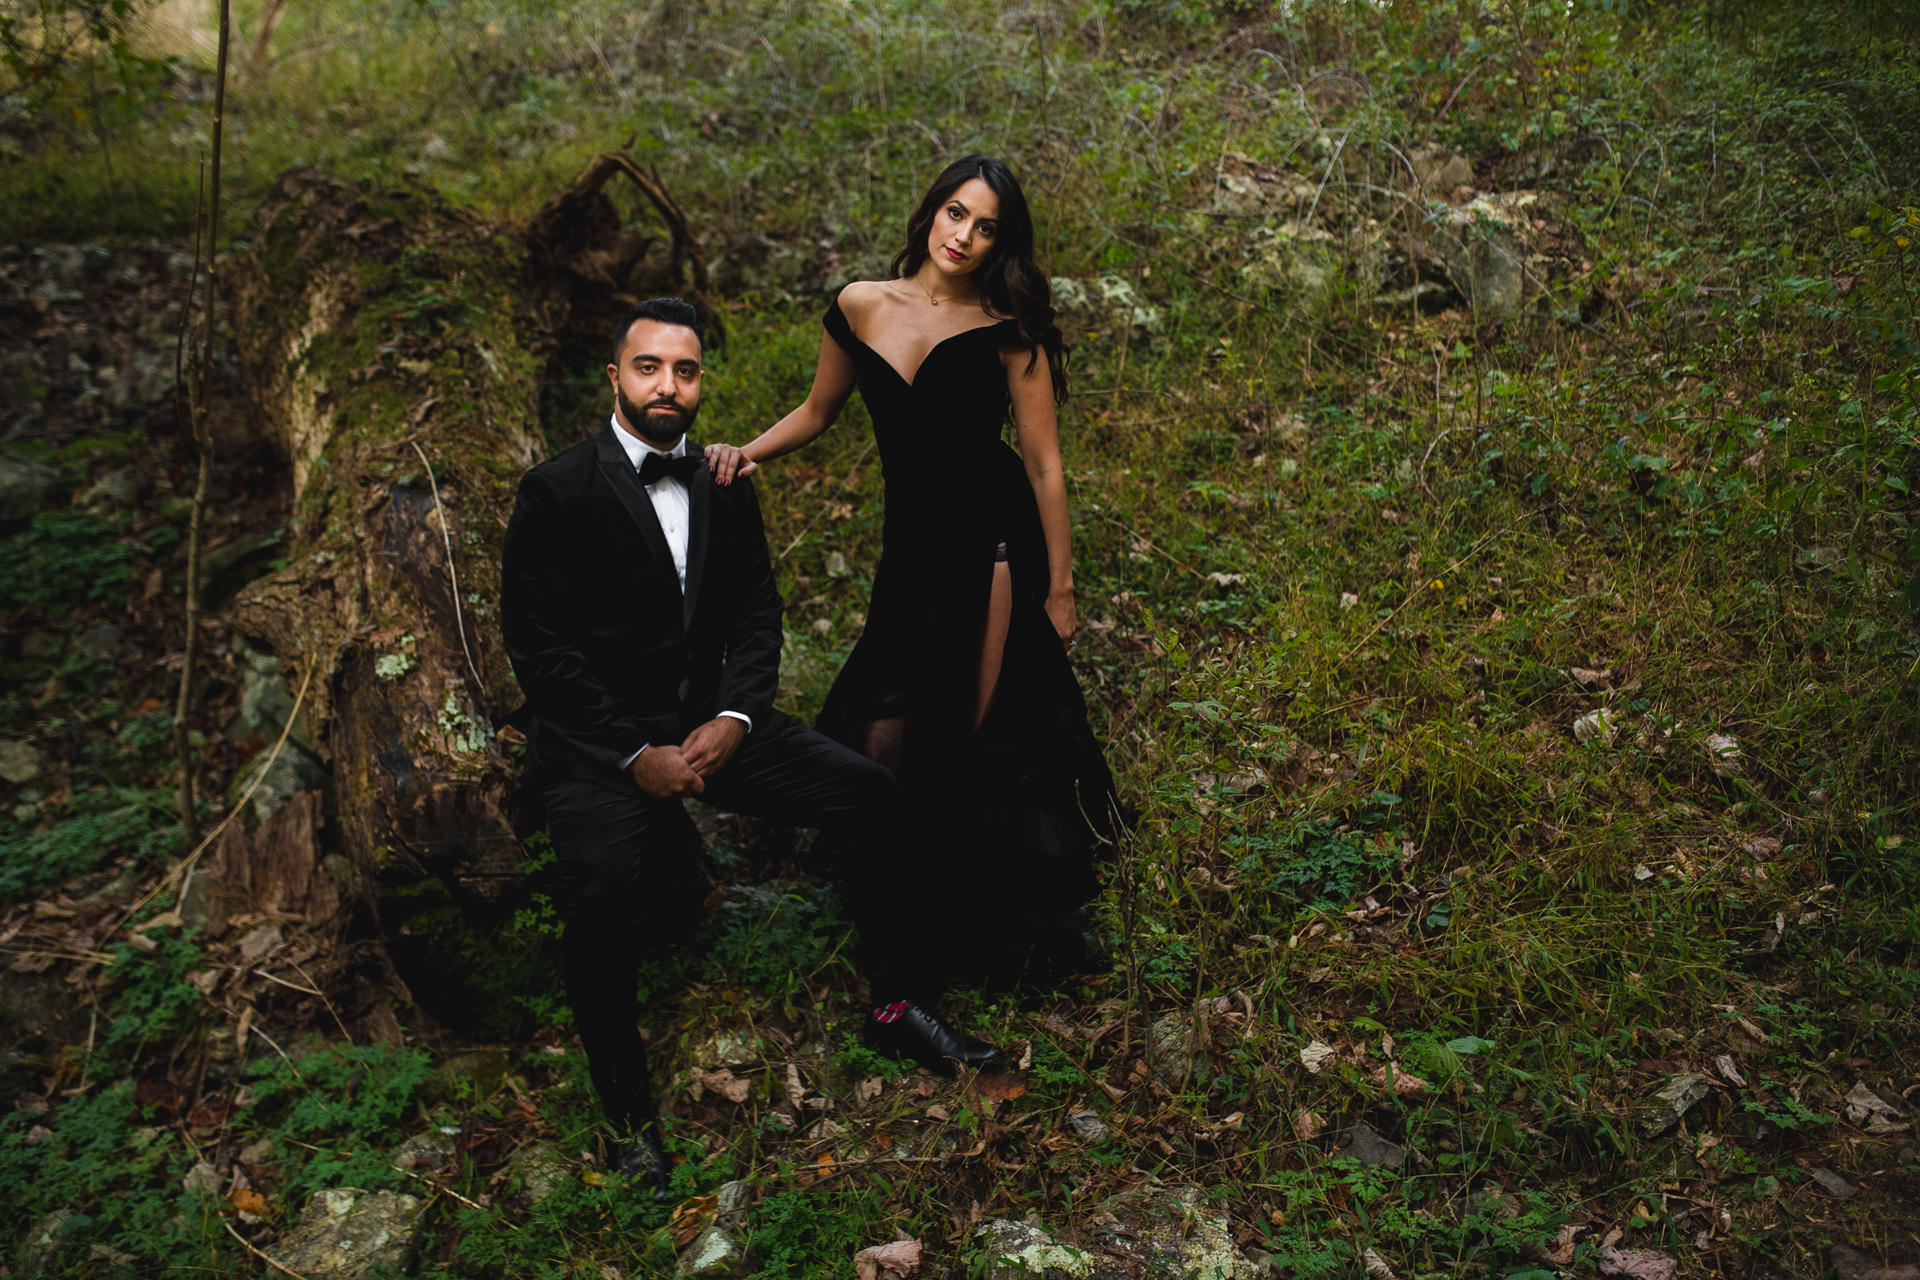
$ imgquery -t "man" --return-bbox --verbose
[501,297,996,1196]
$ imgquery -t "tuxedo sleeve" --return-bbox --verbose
[714,474,783,726]
[501,468,648,777]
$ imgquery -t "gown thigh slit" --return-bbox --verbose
[973,558,1015,730]
[815,297,1119,989]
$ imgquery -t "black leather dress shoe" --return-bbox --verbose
[866,1003,1001,1074]
[607,1126,670,1200]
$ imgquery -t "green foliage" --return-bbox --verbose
[102,933,206,1046]
[0,510,136,617]
[0,1081,224,1272]
[751,1187,900,1280]
[240,1041,436,1198]
[699,884,853,996]
[0,784,177,902]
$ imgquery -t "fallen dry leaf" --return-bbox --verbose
[225,1187,270,1219]
[854,1238,924,1280]
[1299,1041,1337,1074]
[687,1067,752,1105]
[1544,1224,1585,1266]
[1363,1247,1397,1279]
[972,1072,1027,1105]
[1704,732,1743,778]
[1845,1082,1909,1134]
[1598,1245,1678,1280]
[785,1063,807,1109]
[1573,708,1618,744]
[1368,1065,1431,1096]
[668,1195,718,1248]
[1292,1109,1326,1141]
[855,1076,884,1103]
[1570,666,1613,687]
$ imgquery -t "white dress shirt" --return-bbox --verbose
[609,416,751,767]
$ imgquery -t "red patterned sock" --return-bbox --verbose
[871,1000,910,1025]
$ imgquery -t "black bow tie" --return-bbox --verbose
[638,451,699,486]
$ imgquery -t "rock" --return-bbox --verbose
[1066,1109,1109,1141]
[1641,1072,1712,1136]
[1337,1121,1406,1169]
[72,623,125,663]
[1050,275,1161,337]
[227,741,329,824]
[1212,153,1319,217]
[231,641,318,754]
[715,1178,753,1224]
[1092,1186,1255,1279]
[429,1047,511,1103]
[677,1225,749,1278]
[1429,191,1562,323]
[270,1188,425,1279]
[689,1027,765,1071]
[505,1141,571,1203]
[1831,1244,1920,1280]
[1810,1167,1858,1199]
[391,1125,460,1171]
[0,454,60,522]
[0,740,42,784]
[74,469,144,511]
[1408,147,1475,198]
[13,1209,80,1278]
[1145,1013,1202,1090]
[1239,223,1339,303]
[974,1219,1093,1280]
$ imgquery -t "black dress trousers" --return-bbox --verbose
[538,708,917,1131]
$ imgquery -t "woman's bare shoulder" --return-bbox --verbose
[837,279,898,325]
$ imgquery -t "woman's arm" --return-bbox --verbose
[1006,347,1077,642]
[708,311,861,485]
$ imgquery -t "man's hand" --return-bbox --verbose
[629,745,705,798]
[680,716,747,777]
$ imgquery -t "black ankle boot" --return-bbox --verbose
[865,1001,1001,1074]
[606,1124,670,1200]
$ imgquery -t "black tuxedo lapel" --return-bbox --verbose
[682,455,712,632]
[594,426,677,584]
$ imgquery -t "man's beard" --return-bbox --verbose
[618,387,699,445]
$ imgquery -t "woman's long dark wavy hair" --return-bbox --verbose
[889,155,1069,404]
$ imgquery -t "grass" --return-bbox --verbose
[3,0,1919,1276]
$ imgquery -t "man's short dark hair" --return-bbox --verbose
[611,297,704,364]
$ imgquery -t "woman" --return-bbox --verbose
[707,155,1117,991]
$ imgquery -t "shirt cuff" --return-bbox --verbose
[621,744,648,769]
[717,710,753,732]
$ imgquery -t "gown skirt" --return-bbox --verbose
[813,298,1120,989]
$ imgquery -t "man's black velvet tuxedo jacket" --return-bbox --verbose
[501,425,783,780]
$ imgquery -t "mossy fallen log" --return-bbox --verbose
[223,157,715,1031]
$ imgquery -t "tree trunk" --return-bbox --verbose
[222,157,716,1031]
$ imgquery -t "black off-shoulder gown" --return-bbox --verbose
[816,298,1119,989]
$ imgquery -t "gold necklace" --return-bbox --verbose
[912,274,965,307]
